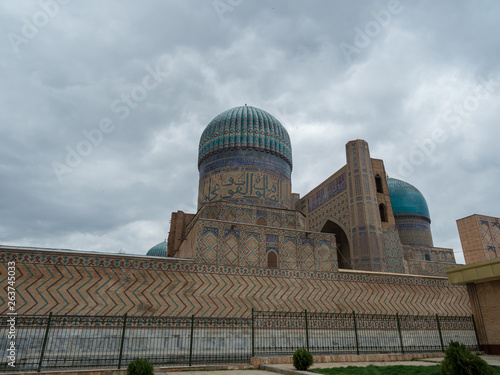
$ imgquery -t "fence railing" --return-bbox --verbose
[0,310,479,372]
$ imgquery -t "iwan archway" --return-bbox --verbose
[321,219,352,269]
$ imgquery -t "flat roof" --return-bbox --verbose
[446,257,500,285]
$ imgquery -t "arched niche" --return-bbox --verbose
[379,203,387,222]
[267,250,278,268]
[321,219,352,269]
[257,217,267,226]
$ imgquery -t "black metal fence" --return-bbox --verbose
[0,311,479,372]
[253,311,479,356]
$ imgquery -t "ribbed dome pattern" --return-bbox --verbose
[198,105,292,169]
[146,240,168,257]
[387,178,430,219]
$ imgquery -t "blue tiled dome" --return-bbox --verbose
[198,105,292,170]
[387,178,430,220]
[147,240,168,257]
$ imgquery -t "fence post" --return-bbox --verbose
[471,314,481,351]
[37,312,52,373]
[251,308,255,357]
[117,313,128,369]
[352,311,359,355]
[436,314,445,352]
[396,313,404,354]
[304,310,309,351]
[189,315,195,366]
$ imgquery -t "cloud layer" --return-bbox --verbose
[1,0,500,263]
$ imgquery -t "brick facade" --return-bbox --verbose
[457,214,500,264]
[1,247,471,317]
[451,216,500,354]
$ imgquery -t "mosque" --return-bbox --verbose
[149,105,455,277]
[0,105,470,318]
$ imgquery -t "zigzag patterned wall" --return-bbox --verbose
[0,249,471,317]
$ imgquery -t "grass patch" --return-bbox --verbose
[312,364,500,375]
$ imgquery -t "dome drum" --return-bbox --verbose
[198,106,292,210]
[387,177,433,247]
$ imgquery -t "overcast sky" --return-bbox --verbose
[1,1,499,264]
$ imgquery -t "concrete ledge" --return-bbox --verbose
[252,352,445,367]
[261,364,308,375]
[1,363,253,375]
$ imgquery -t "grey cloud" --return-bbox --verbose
[0,0,499,263]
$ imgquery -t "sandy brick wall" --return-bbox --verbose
[0,248,471,318]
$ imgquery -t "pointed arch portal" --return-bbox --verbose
[321,220,352,270]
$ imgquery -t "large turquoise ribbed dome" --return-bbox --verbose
[387,178,430,220]
[146,240,168,257]
[198,105,292,170]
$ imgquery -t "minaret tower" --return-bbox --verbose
[346,140,387,272]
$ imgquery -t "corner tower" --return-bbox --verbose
[198,105,292,209]
[346,140,387,272]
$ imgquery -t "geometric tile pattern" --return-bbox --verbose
[306,172,351,234]
[317,241,334,272]
[195,218,335,272]
[383,227,405,274]
[301,241,315,271]
[307,172,347,212]
[0,248,471,318]
[200,229,218,264]
[195,201,305,231]
[270,212,282,227]
[223,233,239,265]
[244,233,260,267]
[478,215,500,261]
[403,245,455,262]
[406,259,457,278]
[345,141,387,272]
[402,244,456,277]
[198,105,292,210]
[281,237,297,269]
[394,215,433,247]
[198,105,292,169]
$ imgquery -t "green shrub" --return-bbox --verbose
[440,341,493,375]
[293,347,314,371]
[127,358,154,375]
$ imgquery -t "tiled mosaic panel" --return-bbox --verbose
[200,228,218,264]
[308,173,347,212]
[244,233,260,267]
[403,245,455,263]
[0,249,471,318]
[317,241,334,272]
[457,215,490,264]
[478,215,500,260]
[307,191,350,235]
[395,216,433,247]
[383,227,405,274]
[199,170,291,209]
[196,219,335,271]
[346,141,387,273]
[301,240,315,271]
[223,233,239,265]
[198,106,293,168]
[197,201,304,231]
[281,237,298,269]
[406,259,455,278]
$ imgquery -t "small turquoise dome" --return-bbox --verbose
[387,178,430,220]
[147,240,168,257]
[198,105,292,170]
